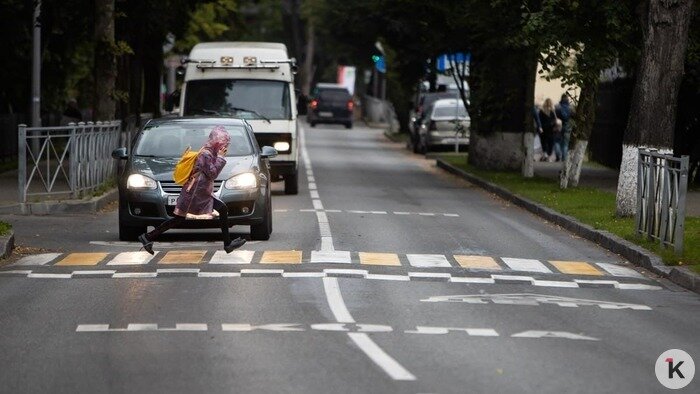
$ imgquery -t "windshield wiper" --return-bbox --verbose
[228,106,271,123]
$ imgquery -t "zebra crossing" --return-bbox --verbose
[4,250,646,279]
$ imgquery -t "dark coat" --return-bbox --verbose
[539,109,557,135]
[173,147,226,216]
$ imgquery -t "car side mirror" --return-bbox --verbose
[260,146,278,159]
[112,147,128,160]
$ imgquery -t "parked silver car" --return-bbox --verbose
[416,98,470,153]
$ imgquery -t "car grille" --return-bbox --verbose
[159,180,223,195]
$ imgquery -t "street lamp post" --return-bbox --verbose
[31,0,41,128]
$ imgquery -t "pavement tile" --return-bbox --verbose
[359,252,401,266]
[158,250,206,264]
[454,255,501,270]
[550,261,603,276]
[55,253,108,266]
[209,250,254,264]
[501,257,552,273]
[260,250,302,264]
[407,254,452,268]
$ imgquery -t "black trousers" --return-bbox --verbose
[145,197,231,246]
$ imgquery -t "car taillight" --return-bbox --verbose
[428,120,436,131]
[310,100,318,110]
[347,100,354,111]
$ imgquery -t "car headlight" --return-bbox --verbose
[127,174,157,190]
[273,142,290,152]
[225,172,258,189]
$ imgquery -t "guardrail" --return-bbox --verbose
[636,149,689,254]
[18,121,121,203]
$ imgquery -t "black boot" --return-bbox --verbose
[224,237,246,253]
[138,234,154,255]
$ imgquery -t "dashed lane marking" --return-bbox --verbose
[359,252,401,266]
[310,251,352,264]
[56,253,108,266]
[501,257,553,274]
[260,250,302,264]
[275,209,461,217]
[550,261,603,276]
[407,254,451,268]
[596,262,645,279]
[454,255,501,270]
[159,250,206,264]
[209,250,254,264]
[107,251,158,266]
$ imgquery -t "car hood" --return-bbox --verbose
[130,155,257,181]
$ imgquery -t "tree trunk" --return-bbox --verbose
[561,79,599,188]
[522,50,538,178]
[93,0,116,121]
[616,0,694,216]
[301,23,315,96]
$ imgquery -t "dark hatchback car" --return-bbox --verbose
[307,83,354,128]
[111,117,277,241]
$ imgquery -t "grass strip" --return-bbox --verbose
[441,155,700,271]
[0,221,11,237]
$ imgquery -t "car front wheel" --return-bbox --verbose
[250,197,272,241]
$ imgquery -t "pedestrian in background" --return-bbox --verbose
[538,98,556,161]
[138,125,246,254]
[60,98,82,125]
[555,94,574,160]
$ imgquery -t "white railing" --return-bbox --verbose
[636,149,689,254]
[18,121,121,203]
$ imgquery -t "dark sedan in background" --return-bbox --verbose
[307,83,354,128]
[112,117,277,241]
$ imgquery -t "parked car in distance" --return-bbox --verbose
[111,117,277,241]
[307,83,354,128]
[416,98,470,153]
[409,91,459,153]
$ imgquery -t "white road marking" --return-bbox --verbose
[324,269,368,277]
[616,283,662,290]
[407,254,452,268]
[347,333,417,381]
[300,122,334,252]
[0,270,33,275]
[112,272,158,278]
[348,210,370,214]
[511,330,599,341]
[443,213,460,217]
[365,274,410,281]
[273,209,288,213]
[209,250,254,264]
[161,324,208,331]
[12,253,61,266]
[240,269,284,276]
[491,274,535,282]
[532,280,580,288]
[596,262,645,279]
[127,324,159,331]
[370,211,387,215]
[322,277,355,323]
[409,272,452,280]
[501,258,552,273]
[156,268,200,274]
[76,324,110,332]
[325,209,342,213]
[107,251,157,265]
[418,213,435,216]
[72,270,117,276]
[311,251,352,264]
[28,273,72,279]
[222,323,304,332]
[450,277,496,284]
[282,272,327,278]
[393,211,410,215]
[405,327,499,337]
[197,272,241,278]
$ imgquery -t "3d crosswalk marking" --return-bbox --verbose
[549,261,603,276]
[56,253,108,266]
[407,254,452,268]
[158,250,206,264]
[310,251,352,264]
[595,262,644,278]
[359,252,401,266]
[260,250,302,264]
[107,251,157,265]
[12,253,61,266]
[209,250,254,264]
[501,258,552,273]
[454,255,501,270]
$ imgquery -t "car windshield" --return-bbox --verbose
[184,79,291,120]
[134,123,253,157]
[433,105,469,118]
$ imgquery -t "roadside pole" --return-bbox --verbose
[31,1,42,154]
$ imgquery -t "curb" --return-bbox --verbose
[16,189,118,215]
[436,158,700,295]
[0,230,14,259]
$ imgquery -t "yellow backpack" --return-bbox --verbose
[173,147,200,185]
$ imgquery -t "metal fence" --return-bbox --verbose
[636,149,689,254]
[18,121,121,203]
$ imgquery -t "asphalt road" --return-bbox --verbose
[1,122,699,393]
